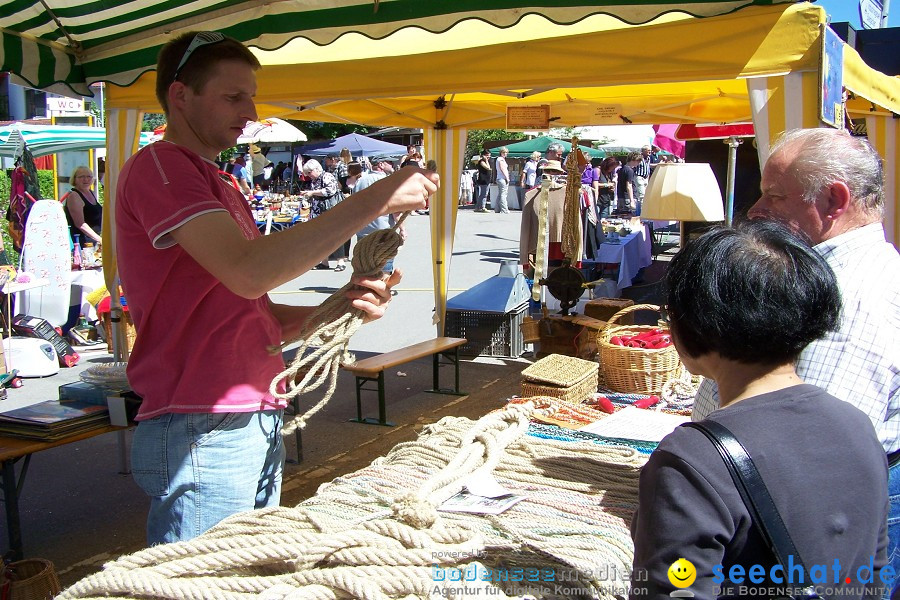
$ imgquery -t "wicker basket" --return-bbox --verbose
[519,315,541,343]
[521,354,598,404]
[597,303,682,395]
[100,309,137,354]
[0,558,61,600]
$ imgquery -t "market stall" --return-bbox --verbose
[7,1,900,339]
[75,4,900,337]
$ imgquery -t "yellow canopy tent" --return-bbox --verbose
[103,2,900,339]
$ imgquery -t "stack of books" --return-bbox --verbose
[0,400,110,441]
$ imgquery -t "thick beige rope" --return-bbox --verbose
[561,137,584,263]
[269,214,409,434]
[59,403,646,600]
[391,402,532,529]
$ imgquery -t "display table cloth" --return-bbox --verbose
[11,268,104,324]
[589,225,653,291]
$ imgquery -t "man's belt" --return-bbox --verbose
[888,449,900,467]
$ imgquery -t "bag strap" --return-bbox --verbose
[683,421,808,569]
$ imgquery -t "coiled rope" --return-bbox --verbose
[59,402,647,600]
[268,214,409,435]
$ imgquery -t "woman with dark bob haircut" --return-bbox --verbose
[630,220,888,600]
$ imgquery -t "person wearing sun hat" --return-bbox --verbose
[249,144,267,187]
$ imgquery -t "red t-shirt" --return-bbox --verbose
[116,141,286,419]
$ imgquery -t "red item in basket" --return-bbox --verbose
[609,328,673,348]
[648,337,672,349]
[632,329,664,341]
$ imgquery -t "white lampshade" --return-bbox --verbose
[641,163,725,222]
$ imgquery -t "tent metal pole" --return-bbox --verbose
[724,136,742,227]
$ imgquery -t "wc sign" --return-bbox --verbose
[46,96,85,114]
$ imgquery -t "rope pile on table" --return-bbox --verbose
[59,402,647,600]
[268,213,409,435]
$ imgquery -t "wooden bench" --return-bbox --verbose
[341,337,468,426]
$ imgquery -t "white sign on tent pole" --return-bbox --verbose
[860,0,885,29]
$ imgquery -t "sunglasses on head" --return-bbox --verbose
[173,32,226,81]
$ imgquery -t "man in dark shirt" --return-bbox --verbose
[474,149,492,212]
[616,152,640,213]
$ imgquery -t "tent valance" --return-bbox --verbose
[0,1,796,97]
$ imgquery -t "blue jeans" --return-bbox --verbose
[132,410,285,545]
[475,184,490,211]
[885,460,900,598]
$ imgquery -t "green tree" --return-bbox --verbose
[142,113,166,133]
[298,121,370,141]
[464,130,526,164]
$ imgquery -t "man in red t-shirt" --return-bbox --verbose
[117,31,437,545]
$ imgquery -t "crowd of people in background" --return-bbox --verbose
[461,141,684,216]
[228,142,432,272]
[219,136,688,225]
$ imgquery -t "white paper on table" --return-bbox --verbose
[578,406,689,442]
[438,491,525,515]
[463,471,513,499]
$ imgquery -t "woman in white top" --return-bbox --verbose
[520,151,540,190]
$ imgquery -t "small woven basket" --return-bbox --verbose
[519,315,541,343]
[521,354,598,405]
[0,558,61,600]
[101,310,137,354]
[597,303,682,395]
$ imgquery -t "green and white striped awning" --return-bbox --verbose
[0,123,153,157]
[1,1,797,97]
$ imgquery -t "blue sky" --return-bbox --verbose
[814,0,896,28]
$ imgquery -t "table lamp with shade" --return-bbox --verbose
[641,162,725,245]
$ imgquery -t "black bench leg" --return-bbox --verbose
[287,397,303,464]
[349,373,394,427]
[376,371,387,425]
[355,375,364,422]
[3,457,26,561]
[425,347,466,397]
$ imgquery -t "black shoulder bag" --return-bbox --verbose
[684,421,821,600]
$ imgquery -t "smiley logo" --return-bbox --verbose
[667,558,696,588]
